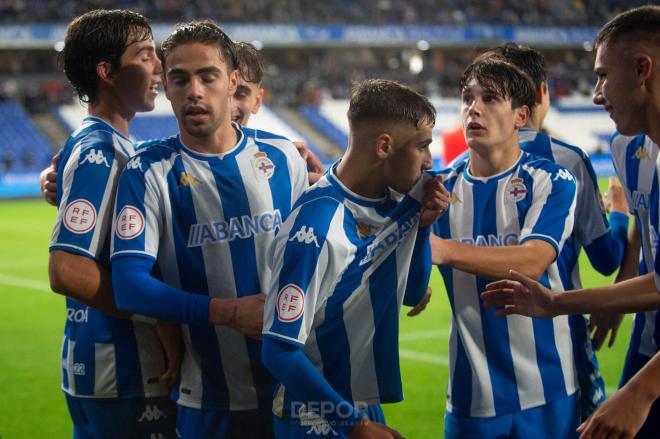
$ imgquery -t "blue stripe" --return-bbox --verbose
[474,182,520,414]
[111,320,144,397]
[450,326,473,415]
[529,165,576,249]
[212,154,273,409]
[257,142,294,224]
[167,156,229,409]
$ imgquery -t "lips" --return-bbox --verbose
[466,121,485,132]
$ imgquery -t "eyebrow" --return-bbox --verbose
[167,66,223,76]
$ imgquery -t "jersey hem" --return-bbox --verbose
[446,388,578,418]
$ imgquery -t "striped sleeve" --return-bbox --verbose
[50,136,123,259]
[263,196,344,346]
[519,164,577,256]
[111,153,165,261]
[570,152,609,246]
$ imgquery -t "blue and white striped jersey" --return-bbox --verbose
[111,124,308,411]
[49,116,168,399]
[610,133,660,382]
[263,167,431,414]
[434,152,578,417]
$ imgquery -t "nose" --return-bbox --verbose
[422,147,433,170]
[187,77,203,101]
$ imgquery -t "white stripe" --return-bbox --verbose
[94,342,118,397]
[177,325,204,409]
[0,273,50,292]
[133,321,169,397]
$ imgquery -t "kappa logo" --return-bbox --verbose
[305,424,338,436]
[126,156,142,171]
[252,151,275,179]
[276,284,305,322]
[288,225,320,248]
[631,147,651,160]
[138,405,167,423]
[80,149,110,167]
[449,192,462,204]
[179,172,200,187]
[552,169,574,182]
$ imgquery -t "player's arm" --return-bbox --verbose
[293,141,324,184]
[39,150,60,206]
[49,250,129,319]
[581,176,629,275]
[577,350,660,439]
[482,270,660,317]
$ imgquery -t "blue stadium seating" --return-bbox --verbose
[0,101,52,172]
[299,106,349,151]
[130,115,179,141]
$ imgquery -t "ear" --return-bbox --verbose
[514,105,530,129]
[636,54,653,85]
[96,61,114,86]
[251,87,264,115]
[375,133,393,159]
[228,69,239,95]
[163,76,171,100]
[535,83,545,105]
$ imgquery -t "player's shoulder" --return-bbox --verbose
[243,125,293,149]
[72,119,124,154]
[293,176,344,213]
[521,152,575,184]
[609,131,646,152]
[124,135,179,174]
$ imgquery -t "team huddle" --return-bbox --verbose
[42,5,660,439]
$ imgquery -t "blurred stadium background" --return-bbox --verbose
[0,1,646,437]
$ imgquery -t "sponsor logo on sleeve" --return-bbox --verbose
[63,199,97,234]
[179,172,200,187]
[79,149,110,167]
[115,206,145,239]
[252,152,275,179]
[126,156,143,171]
[552,169,574,182]
[632,146,651,160]
[276,284,305,322]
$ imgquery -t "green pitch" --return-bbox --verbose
[0,191,632,438]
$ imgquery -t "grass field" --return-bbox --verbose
[0,190,632,438]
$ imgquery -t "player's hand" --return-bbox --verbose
[347,417,406,439]
[293,141,325,184]
[420,176,450,227]
[603,176,628,214]
[589,312,624,350]
[230,293,266,339]
[577,381,651,439]
[156,321,183,389]
[430,233,448,265]
[481,270,557,318]
[407,287,431,317]
[40,150,60,206]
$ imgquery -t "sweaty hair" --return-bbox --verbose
[478,42,546,89]
[459,58,536,110]
[161,20,237,72]
[347,79,436,129]
[61,9,152,104]
[236,42,264,85]
[595,5,660,49]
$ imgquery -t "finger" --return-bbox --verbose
[480,287,516,300]
[591,328,607,351]
[493,307,521,317]
[608,327,619,348]
[507,269,534,289]
[485,279,520,290]
[46,171,57,184]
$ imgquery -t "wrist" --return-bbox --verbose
[208,298,237,326]
[346,416,370,438]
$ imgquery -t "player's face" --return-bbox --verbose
[593,41,645,135]
[383,121,433,194]
[461,79,526,151]
[114,37,161,113]
[164,43,238,138]
[230,77,263,125]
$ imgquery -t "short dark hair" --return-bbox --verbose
[236,42,264,85]
[347,79,436,129]
[161,20,237,72]
[479,42,546,89]
[61,9,152,104]
[595,5,660,49]
[459,58,536,110]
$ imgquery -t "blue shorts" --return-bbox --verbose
[273,404,385,438]
[65,394,176,439]
[176,405,273,439]
[444,394,580,439]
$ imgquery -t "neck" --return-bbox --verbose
[180,118,237,155]
[88,98,133,137]
[525,110,543,131]
[468,140,521,177]
[335,145,386,199]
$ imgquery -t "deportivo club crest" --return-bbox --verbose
[252,152,275,179]
[356,222,375,239]
[506,177,527,202]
